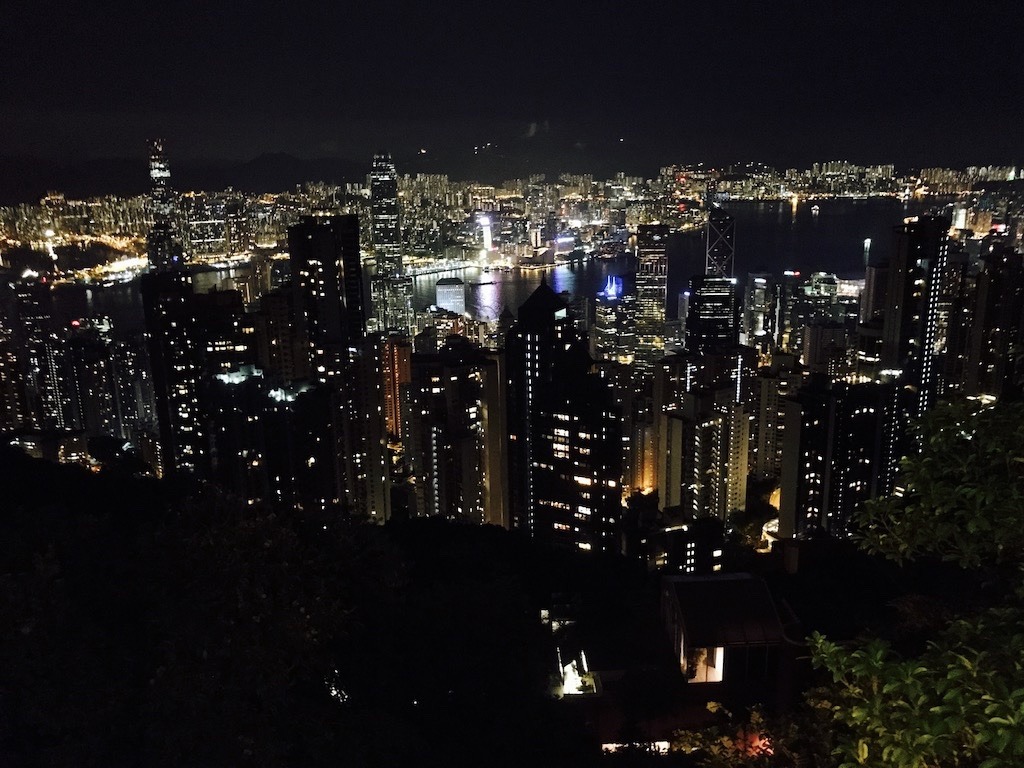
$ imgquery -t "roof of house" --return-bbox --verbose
[664,573,785,648]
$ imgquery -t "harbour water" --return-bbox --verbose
[410,196,939,321]
[85,197,943,329]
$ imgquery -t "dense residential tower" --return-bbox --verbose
[405,336,508,526]
[140,270,205,478]
[506,278,623,550]
[287,215,366,381]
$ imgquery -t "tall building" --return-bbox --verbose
[742,272,776,351]
[686,275,740,353]
[287,215,366,381]
[254,288,311,384]
[11,281,74,432]
[779,378,910,537]
[370,153,413,334]
[749,354,801,480]
[880,216,950,377]
[655,349,753,520]
[0,291,26,432]
[632,224,671,370]
[530,350,623,552]
[963,237,1024,399]
[371,153,402,275]
[67,317,122,438]
[658,389,748,520]
[505,278,623,549]
[704,205,735,277]
[382,334,412,440]
[140,271,206,478]
[146,139,183,271]
[506,278,578,530]
[405,336,508,526]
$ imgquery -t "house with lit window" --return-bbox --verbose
[661,573,785,689]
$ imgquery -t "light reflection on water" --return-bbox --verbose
[83,197,942,332]
[409,259,632,322]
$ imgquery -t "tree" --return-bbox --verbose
[854,400,1024,570]
[810,603,1024,768]
[811,400,1024,768]
[673,401,1024,768]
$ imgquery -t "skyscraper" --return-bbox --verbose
[67,317,122,438]
[140,270,206,478]
[370,153,413,334]
[880,215,952,415]
[11,281,75,432]
[288,215,366,381]
[687,276,740,353]
[742,272,776,350]
[435,277,466,315]
[633,224,670,370]
[146,139,182,272]
[704,205,735,277]
[506,278,623,549]
[685,203,740,355]
[405,336,508,526]
[371,153,401,275]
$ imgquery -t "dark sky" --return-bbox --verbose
[2,0,1022,190]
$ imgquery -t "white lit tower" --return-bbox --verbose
[146,138,183,271]
[370,153,413,334]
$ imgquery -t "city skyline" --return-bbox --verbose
[2,131,1023,765]
[4,0,1024,755]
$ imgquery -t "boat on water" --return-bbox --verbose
[811,204,821,214]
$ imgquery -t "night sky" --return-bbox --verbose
[3,0,1022,195]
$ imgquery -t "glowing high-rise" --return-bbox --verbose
[146,139,182,271]
[370,153,413,334]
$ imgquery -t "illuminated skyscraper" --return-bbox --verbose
[146,139,183,271]
[10,281,74,432]
[406,336,508,526]
[880,215,952,415]
[67,317,122,438]
[288,215,366,381]
[687,275,740,353]
[633,224,670,370]
[371,153,401,275]
[141,270,206,478]
[506,280,623,550]
[742,272,776,350]
[370,153,413,333]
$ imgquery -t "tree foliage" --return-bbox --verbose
[811,401,1024,768]
[0,448,569,767]
[673,702,835,768]
[810,602,1024,768]
[855,401,1024,569]
[675,401,1024,768]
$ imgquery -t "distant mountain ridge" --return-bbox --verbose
[0,131,667,204]
[0,154,372,205]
